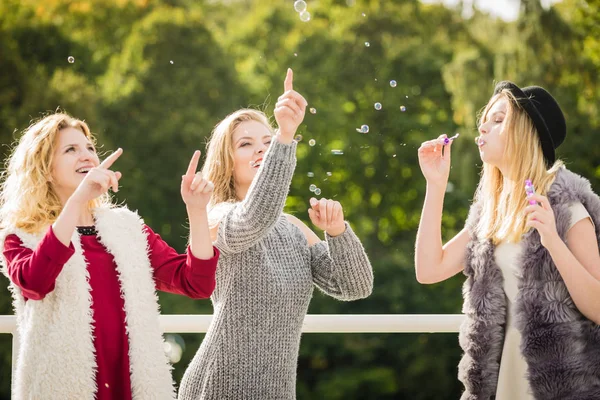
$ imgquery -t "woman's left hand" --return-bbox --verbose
[525,194,560,249]
[308,197,346,237]
[181,150,214,209]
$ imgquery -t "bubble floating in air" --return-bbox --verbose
[309,139,316,146]
[68,56,75,63]
[294,0,307,13]
[356,125,369,133]
[374,102,382,110]
[299,10,311,22]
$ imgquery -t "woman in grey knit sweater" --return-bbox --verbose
[178,69,374,399]
[415,81,600,399]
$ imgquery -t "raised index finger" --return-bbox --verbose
[284,68,293,92]
[99,148,123,169]
[186,150,201,177]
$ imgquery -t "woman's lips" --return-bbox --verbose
[249,158,263,168]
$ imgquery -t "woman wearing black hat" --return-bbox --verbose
[414,81,600,399]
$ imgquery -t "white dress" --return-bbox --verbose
[494,202,592,399]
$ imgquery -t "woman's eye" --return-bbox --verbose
[66,147,75,153]
[240,142,250,147]
[88,146,96,152]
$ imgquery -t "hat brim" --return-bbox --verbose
[493,81,555,167]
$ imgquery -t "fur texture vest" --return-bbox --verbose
[458,168,600,399]
[0,207,176,400]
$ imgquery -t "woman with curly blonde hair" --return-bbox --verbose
[1,112,219,400]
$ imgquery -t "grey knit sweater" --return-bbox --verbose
[178,139,374,400]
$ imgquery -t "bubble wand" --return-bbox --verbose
[443,133,460,145]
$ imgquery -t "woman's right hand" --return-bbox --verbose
[71,148,123,205]
[417,134,452,188]
[274,68,307,144]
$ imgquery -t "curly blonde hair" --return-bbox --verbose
[0,113,111,234]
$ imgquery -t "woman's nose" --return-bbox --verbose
[478,123,488,135]
[80,148,94,161]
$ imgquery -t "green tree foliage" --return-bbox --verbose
[0,0,597,398]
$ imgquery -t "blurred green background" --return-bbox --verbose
[0,0,598,398]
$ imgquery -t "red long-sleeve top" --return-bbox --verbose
[3,225,219,400]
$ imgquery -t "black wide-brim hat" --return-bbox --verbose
[493,81,566,168]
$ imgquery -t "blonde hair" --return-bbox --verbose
[201,109,274,207]
[475,90,564,244]
[0,113,111,234]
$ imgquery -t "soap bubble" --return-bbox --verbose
[68,56,75,63]
[374,102,382,110]
[299,10,311,22]
[356,125,369,133]
[294,0,307,12]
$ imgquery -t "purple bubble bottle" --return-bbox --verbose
[525,179,537,205]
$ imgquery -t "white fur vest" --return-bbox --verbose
[458,168,600,399]
[0,207,176,400]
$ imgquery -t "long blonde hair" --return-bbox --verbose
[201,109,274,207]
[0,113,111,234]
[475,90,564,244]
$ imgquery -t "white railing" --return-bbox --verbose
[157,314,465,333]
[0,314,465,334]
[0,314,465,391]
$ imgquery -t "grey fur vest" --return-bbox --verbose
[458,168,600,400]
